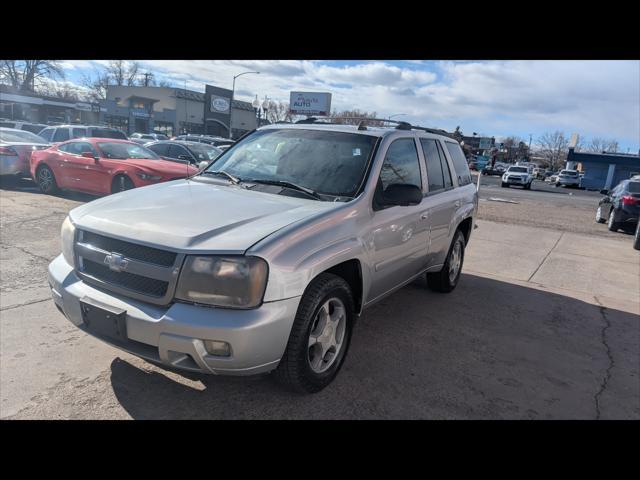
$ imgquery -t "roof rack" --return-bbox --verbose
[293,116,450,135]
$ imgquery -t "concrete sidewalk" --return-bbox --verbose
[465,220,640,315]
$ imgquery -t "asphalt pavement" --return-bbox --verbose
[1,175,638,419]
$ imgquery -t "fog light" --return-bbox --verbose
[204,340,231,357]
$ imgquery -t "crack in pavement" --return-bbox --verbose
[593,296,615,420]
[0,297,52,311]
[0,241,54,264]
[527,232,564,282]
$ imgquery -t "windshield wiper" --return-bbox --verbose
[245,179,322,200]
[201,170,241,184]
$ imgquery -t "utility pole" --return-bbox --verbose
[142,72,154,87]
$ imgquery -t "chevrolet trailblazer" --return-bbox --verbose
[48,119,478,393]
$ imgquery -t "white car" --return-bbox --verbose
[501,166,534,189]
[555,169,580,188]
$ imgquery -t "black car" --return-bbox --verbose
[482,164,505,176]
[145,140,223,167]
[595,178,640,232]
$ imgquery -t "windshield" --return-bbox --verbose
[509,167,528,173]
[206,129,377,197]
[96,142,160,160]
[0,129,48,143]
[560,170,578,176]
[187,143,223,161]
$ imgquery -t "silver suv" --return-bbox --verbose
[48,120,478,393]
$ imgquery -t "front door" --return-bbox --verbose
[366,137,431,303]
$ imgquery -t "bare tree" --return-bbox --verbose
[81,61,142,102]
[106,60,140,87]
[81,70,110,102]
[587,137,619,153]
[0,60,65,92]
[36,81,82,101]
[330,109,384,126]
[263,100,296,123]
[536,131,569,171]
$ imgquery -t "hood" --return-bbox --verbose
[69,179,341,253]
[117,158,198,177]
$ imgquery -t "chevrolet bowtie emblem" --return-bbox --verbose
[104,253,128,272]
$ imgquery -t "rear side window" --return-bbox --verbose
[628,182,640,193]
[39,128,54,141]
[445,141,471,186]
[168,144,191,159]
[72,127,87,138]
[421,138,453,193]
[379,138,422,190]
[53,128,70,142]
[89,128,127,140]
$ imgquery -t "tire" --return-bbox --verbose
[607,208,619,232]
[427,230,466,293]
[524,182,531,190]
[633,222,640,250]
[36,165,59,194]
[595,205,607,223]
[501,182,509,188]
[274,273,355,393]
[111,175,135,194]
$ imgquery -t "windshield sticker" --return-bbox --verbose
[353,148,361,156]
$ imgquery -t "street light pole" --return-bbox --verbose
[230,71,260,139]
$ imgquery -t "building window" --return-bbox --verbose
[154,121,174,137]
[104,115,129,132]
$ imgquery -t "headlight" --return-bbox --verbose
[136,172,162,181]
[61,216,76,267]
[175,256,268,309]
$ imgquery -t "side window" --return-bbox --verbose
[53,128,70,142]
[57,143,72,153]
[379,138,422,191]
[168,144,191,160]
[76,142,97,155]
[445,141,471,186]
[39,128,54,141]
[437,142,453,188]
[71,127,87,138]
[148,143,169,157]
[420,138,453,193]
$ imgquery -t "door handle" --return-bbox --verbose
[420,212,429,220]
[454,200,461,208]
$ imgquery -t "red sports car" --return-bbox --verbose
[30,138,199,195]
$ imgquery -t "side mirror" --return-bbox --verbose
[81,151,98,160]
[198,161,209,170]
[381,184,423,207]
[600,189,609,195]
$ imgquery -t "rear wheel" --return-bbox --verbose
[36,165,59,194]
[633,222,640,250]
[427,230,466,293]
[607,208,619,232]
[111,175,134,194]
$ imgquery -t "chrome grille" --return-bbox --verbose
[75,230,184,305]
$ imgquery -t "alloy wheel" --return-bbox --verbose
[308,297,347,373]
[449,240,462,283]
[38,168,53,192]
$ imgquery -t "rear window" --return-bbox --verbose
[39,128,54,141]
[561,170,578,176]
[0,129,48,143]
[444,142,471,186]
[20,124,46,134]
[509,167,528,173]
[628,182,640,193]
[89,128,127,140]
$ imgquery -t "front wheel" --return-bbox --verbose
[427,230,466,293]
[595,205,607,223]
[501,182,509,188]
[111,175,135,194]
[274,273,355,393]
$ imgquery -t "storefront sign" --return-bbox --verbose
[211,96,230,113]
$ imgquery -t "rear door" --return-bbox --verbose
[419,138,458,267]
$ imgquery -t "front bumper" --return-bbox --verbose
[0,155,27,176]
[48,254,301,375]
[557,177,580,186]
[504,176,528,184]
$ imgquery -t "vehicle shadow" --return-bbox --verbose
[108,273,640,420]
[0,175,98,202]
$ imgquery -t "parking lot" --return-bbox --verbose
[1,175,638,419]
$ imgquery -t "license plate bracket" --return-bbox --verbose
[80,297,127,341]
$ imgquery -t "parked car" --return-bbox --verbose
[0,120,49,134]
[482,164,505,176]
[174,134,234,147]
[532,167,547,179]
[144,140,222,168]
[555,169,581,188]
[48,121,478,393]
[38,125,128,144]
[501,165,534,189]
[595,178,640,232]
[129,132,169,145]
[0,127,50,178]
[30,138,198,196]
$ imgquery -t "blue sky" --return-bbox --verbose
[58,60,640,152]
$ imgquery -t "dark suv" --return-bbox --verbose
[38,125,128,143]
[595,178,640,232]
